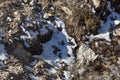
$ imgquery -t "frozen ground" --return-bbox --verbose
[0,0,120,80]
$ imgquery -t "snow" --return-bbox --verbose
[46,68,57,74]
[20,25,38,39]
[63,71,71,80]
[99,7,120,34]
[20,24,38,48]
[39,25,49,35]
[98,20,113,33]
[86,1,120,43]
[15,7,77,68]
[30,59,38,66]
[0,44,8,61]
[29,74,39,80]
[89,32,111,42]
[95,1,120,42]
[107,1,113,12]
[98,0,120,34]
[33,17,77,67]
[0,61,6,68]
[0,32,8,68]
[25,65,33,72]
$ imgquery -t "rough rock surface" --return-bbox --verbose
[0,0,120,80]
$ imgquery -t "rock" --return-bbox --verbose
[118,40,120,45]
[110,0,120,13]
[9,42,31,63]
[91,0,100,8]
[0,55,26,80]
[43,6,55,21]
[11,27,19,35]
[77,43,98,65]
[34,60,45,72]
[29,0,38,6]
[23,0,30,3]
[117,57,120,64]
[13,11,22,21]
[27,39,43,55]
[38,27,53,43]
[52,45,61,54]
[0,10,3,17]
[0,71,9,80]
[43,12,49,19]
[61,6,72,15]
[113,27,120,37]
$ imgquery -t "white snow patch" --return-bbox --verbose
[20,25,38,48]
[92,8,96,13]
[0,44,8,61]
[89,32,111,42]
[63,71,71,80]
[99,11,120,33]
[46,68,57,74]
[33,17,77,67]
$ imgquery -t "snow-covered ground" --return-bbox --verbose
[88,1,120,43]
[0,32,8,68]
[33,17,77,67]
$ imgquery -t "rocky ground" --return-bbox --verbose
[0,0,120,80]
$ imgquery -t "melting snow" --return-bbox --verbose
[0,44,8,61]
[99,1,120,33]
[33,17,77,67]
[0,33,8,68]
[29,74,39,80]
[63,71,71,80]
[92,1,120,42]
[99,12,120,33]
[88,32,111,42]
[46,68,57,74]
